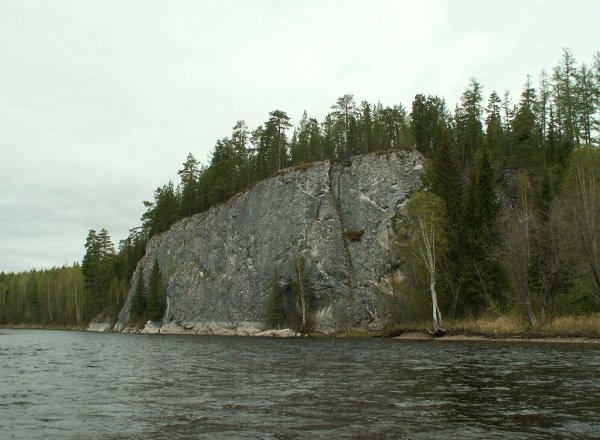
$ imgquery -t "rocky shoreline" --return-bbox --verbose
[3,323,599,343]
[81,319,600,343]
[88,318,308,337]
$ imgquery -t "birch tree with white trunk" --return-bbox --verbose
[402,191,449,335]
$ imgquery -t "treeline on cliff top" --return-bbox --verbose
[2,48,600,329]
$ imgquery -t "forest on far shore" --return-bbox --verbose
[1,48,600,332]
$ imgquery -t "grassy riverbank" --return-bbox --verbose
[3,313,600,343]
[376,314,600,342]
[449,315,600,338]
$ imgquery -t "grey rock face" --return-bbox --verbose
[114,151,424,334]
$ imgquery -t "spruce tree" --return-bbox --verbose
[427,134,464,316]
[146,260,166,322]
[130,270,146,319]
[484,91,505,162]
[510,77,543,170]
[458,150,506,315]
[455,79,484,166]
[575,64,596,145]
[267,272,285,329]
[552,48,579,146]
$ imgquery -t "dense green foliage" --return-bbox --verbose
[0,265,86,325]
[401,49,600,326]
[3,48,600,329]
[140,99,414,238]
[0,226,147,325]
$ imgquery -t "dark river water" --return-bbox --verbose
[1,329,599,439]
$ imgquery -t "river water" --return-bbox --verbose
[1,329,599,439]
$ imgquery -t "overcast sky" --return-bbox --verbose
[1,0,598,273]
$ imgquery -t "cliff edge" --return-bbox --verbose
[113,151,424,334]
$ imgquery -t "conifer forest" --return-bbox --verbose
[2,49,600,332]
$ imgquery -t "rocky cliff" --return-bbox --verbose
[113,151,424,334]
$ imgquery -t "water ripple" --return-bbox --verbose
[0,330,599,439]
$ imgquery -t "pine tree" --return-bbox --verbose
[358,101,373,154]
[330,95,358,159]
[177,153,200,217]
[290,111,310,164]
[251,110,292,178]
[82,229,100,292]
[82,228,115,316]
[231,120,251,186]
[115,227,148,283]
[268,110,292,172]
[142,182,179,237]
[379,105,409,151]
[206,137,239,203]
[410,94,449,157]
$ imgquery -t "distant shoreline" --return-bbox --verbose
[0,323,84,332]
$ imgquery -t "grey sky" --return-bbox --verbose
[1,0,598,272]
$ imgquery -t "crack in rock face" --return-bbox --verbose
[114,151,424,334]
